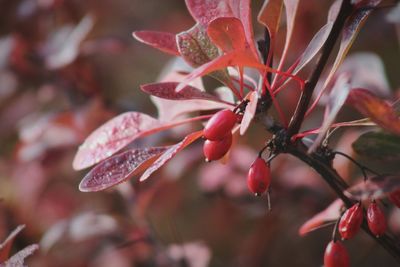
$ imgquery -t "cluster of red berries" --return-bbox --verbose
[324,196,395,267]
[202,109,237,162]
[203,109,272,196]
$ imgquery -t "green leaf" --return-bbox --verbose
[352,131,400,162]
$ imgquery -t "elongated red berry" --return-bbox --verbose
[388,189,400,208]
[338,203,363,240]
[324,240,350,267]
[203,109,237,141]
[203,133,232,161]
[247,157,271,196]
[367,201,387,237]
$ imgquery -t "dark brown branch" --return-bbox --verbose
[285,143,400,263]
[286,0,353,138]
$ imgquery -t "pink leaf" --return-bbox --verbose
[240,91,258,135]
[207,17,247,52]
[2,244,39,266]
[0,225,25,262]
[73,112,160,170]
[299,199,343,236]
[345,175,400,201]
[257,0,284,40]
[73,112,210,170]
[141,82,229,103]
[79,147,168,192]
[347,89,400,135]
[185,0,233,26]
[139,131,203,182]
[133,31,180,56]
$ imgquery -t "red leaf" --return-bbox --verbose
[299,199,343,236]
[0,225,25,262]
[176,49,269,92]
[240,91,258,135]
[347,89,400,135]
[258,0,284,40]
[79,147,168,192]
[207,17,247,52]
[139,131,203,182]
[2,244,39,266]
[177,24,219,67]
[133,31,180,56]
[345,175,400,201]
[185,0,258,58]
[141,82,229,103]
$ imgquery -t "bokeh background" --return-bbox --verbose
[0,0,399,266]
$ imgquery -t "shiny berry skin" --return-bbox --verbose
[338,203,363,240]
[203,109,237,141]
[324,241,350,267]
[203,133,232,161]
[367,201,387,237]
[388,189,400,208]
[247,157,271,196]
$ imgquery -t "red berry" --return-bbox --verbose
[203,109,237,141]
[247,157,271,196]
[388,189,400,208]
[367,201,387,237]
[338,203,363,240]
[203,133,232,161]
[324,240,350,267]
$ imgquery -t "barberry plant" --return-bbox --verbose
[73,0,400,265]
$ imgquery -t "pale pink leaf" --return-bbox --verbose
[79,147,168,192]
[46,14,94,69]
[139,131,203,182]
[0,225,25,262]
[275,0,300,70]
[240,91,258,135]
[309,73,351,152]
[345,175,400,201]
[347,88,400,135]
[322,0,382,90]
[299,199,343,236]
[2,244,39,266]
[133,31,180,56]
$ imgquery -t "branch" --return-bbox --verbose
[286,0,353,138]
[285,143,400,263]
